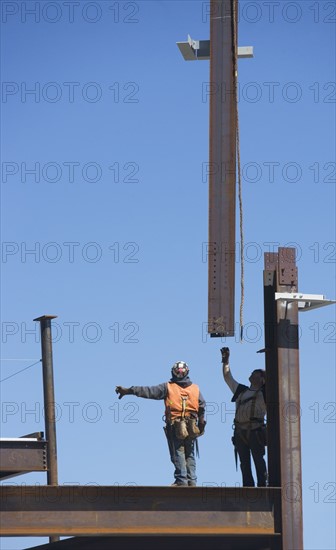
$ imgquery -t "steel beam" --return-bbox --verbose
[263,248,303,550]
[33,315,59,544]
[26,534,281,550]
[263,254,281,488]
[208,0,237,337]
[0,438,47,480]
[33,315,58,487]
[0,485,280,537]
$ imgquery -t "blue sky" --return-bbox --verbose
[1,1,335,548]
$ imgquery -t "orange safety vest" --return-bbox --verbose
[165,382,200,421]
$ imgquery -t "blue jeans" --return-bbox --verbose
[171,433,197,486]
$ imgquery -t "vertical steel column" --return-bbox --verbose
[263,252,281,488]
[208,0,237,337]
[263,249,303,549]
[34,314,59,544]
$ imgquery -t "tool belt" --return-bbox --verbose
[231,422,267,471]
[172,417,200,440]
[167,395,201,440]
[232,421,267,446]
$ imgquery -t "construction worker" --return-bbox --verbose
[115,361,206,486]
[220,347,267,487]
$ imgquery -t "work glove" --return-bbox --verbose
[220,347,230,364]
[115,386,132,399]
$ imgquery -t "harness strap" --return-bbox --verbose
[235,389,262,424]
[181,396,187,419]
[232,392,258,466]
[246,393,257,440]
[237,394,258,407]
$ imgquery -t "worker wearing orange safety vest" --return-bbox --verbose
[115,361,206,486]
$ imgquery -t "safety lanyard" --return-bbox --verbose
[181,396,187,419]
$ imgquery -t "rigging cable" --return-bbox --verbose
[232,0,244,341]
[0,360,42,383]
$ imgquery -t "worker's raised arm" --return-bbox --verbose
[220,347,238,394]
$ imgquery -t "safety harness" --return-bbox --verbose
[164,383,202,458]
[165,383,199,422]
[231,385,266,470]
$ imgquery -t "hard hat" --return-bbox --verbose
[171,361,189,379]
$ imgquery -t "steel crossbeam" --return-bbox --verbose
[1,485,280,537]
[26,534,281,550]
[0,438,47,480]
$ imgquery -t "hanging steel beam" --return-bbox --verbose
[208,0,237,337]
[263,248,303,550]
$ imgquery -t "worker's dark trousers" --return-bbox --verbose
[234,428,267,487]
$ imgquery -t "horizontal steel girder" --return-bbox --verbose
[26,534,281,550]
[1,485,280,537]
[0,439,47,480]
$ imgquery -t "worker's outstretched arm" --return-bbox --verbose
[115,383,167,400]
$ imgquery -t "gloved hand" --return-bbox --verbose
[115,386,131,399]
[198,417,206,434]
[220,347,230,364]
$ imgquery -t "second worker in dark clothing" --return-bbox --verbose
[115,361,206,486]
[221,347,267,487]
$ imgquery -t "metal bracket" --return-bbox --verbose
[275,292,336,312]
[177,35,253,61]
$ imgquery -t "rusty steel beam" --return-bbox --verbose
[0,485,280,537]
[0,438,47,480]
[208,0,237,337]
[263,253,281,488]
[33,315,59,544]
[263,248,303,550]
[276,248,303,550]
